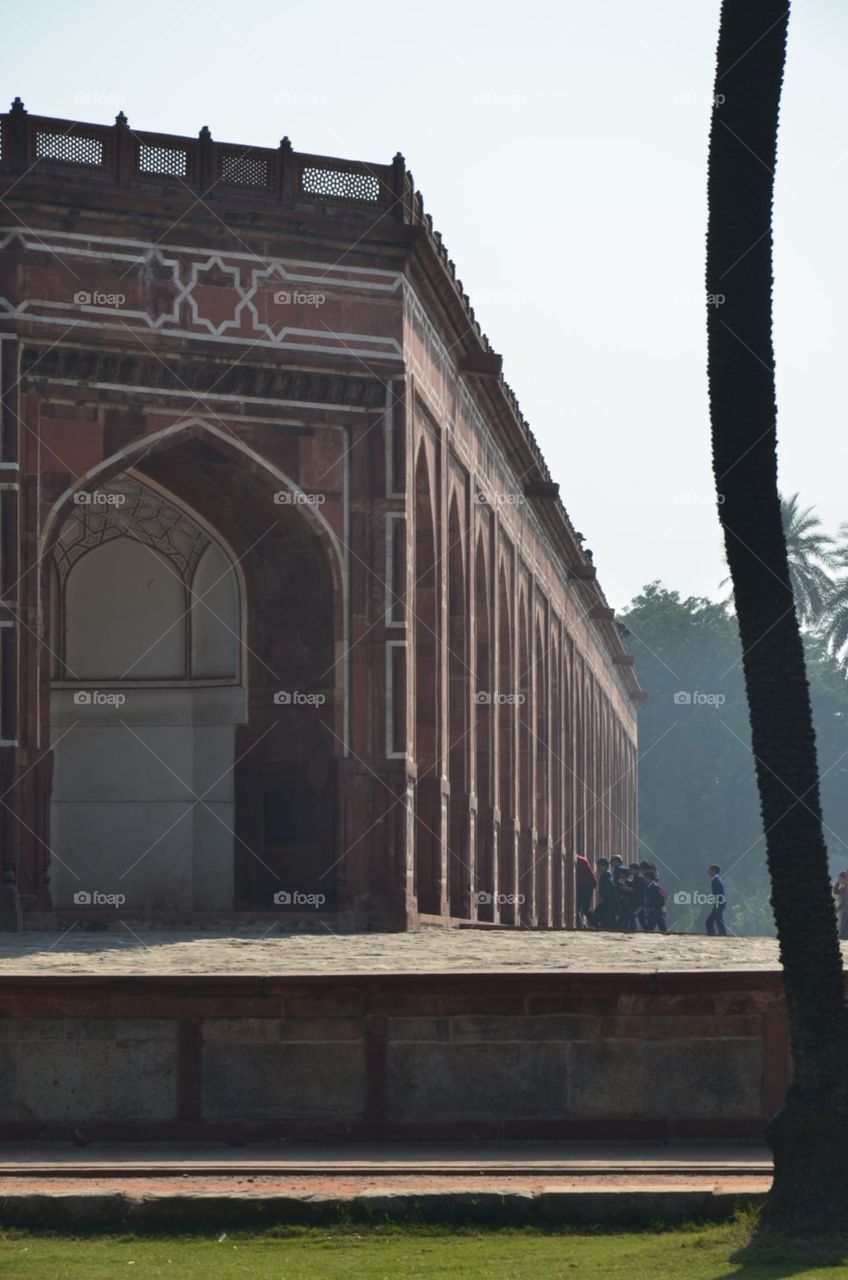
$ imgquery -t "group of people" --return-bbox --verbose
[575,854,728,936]
[576,855,669,933]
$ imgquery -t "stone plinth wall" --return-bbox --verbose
[0,971,790,1141]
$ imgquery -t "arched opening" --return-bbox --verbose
[46,432,341,915]
[574,664,586,857]
[49,472,245,912]
[587,682,598,859]
[550,637,563,926]
[474,537,494,921]
[413,445,441,915]
[517,591,532,923]
[446,495,468,919]
[535,618,550,926]
[497,563,515,924]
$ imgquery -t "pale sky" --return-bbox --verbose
[3,0,846,609]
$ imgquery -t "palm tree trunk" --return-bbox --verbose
[707,0,848,1228]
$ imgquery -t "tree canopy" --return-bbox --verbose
[619,582,848,934]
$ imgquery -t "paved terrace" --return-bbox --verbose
[0,929,814,975]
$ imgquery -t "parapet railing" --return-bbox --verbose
[0,98,403,217]
[0,100,531,447]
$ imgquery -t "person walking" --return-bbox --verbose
[589,858,618,930]
[614,866,635,931]
[705,864,728,937]
[575,853,597,930]
[643,868,667,934]
[623,862,645,931]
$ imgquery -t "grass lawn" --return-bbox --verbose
[0,1217,846,1279]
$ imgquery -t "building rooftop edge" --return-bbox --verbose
[0,101,642,699]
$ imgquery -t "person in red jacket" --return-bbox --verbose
[575,853,597,929]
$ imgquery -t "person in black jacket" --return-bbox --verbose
[622,862,645,931]
[643,868,667,934]
[589,858,618,930]
[614,866,635,931]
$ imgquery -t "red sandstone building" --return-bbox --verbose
[0,101,641,930]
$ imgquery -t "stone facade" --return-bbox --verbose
[0,102,641,929]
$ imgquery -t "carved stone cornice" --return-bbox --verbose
[20,344,387,409]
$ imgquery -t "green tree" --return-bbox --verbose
[620,587,766,928]
[707,0,848,1230]
[621,585,848,936]
[721,493,834,626]
[779,494,835,627]
[824,523,848,670]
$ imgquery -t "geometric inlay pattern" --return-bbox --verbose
[53,475,209,587]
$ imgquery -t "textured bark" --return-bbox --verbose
[706,0,848,1228]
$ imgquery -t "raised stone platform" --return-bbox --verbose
[0,928,798,975]
[0,930,798,1146]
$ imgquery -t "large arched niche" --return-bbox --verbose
[49,472,246,913]
[45,429,343,916]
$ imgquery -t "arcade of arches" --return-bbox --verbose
[0,111,641,930]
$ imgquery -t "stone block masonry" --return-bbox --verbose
[0,969,791,1141]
